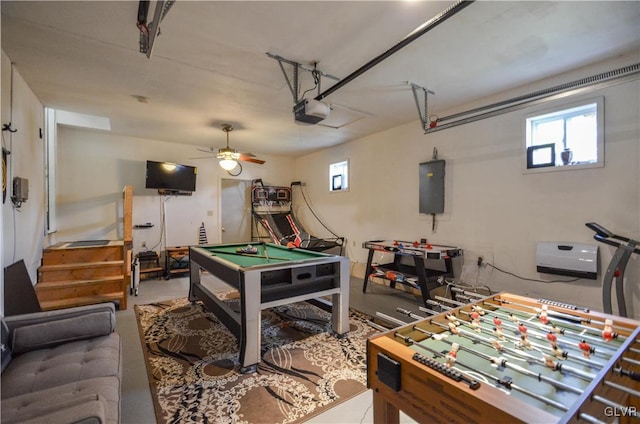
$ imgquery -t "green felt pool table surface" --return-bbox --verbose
[199,242,330,267]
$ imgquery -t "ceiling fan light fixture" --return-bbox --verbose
[219,158,238,171]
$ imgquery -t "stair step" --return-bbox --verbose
[42,242,124,265]
[39,293,124,311]
[39,260,124,271]
[35,275,125,290]
[38,261,125,283]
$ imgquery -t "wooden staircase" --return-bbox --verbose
[35,186,133,311]
[36,241,129,310]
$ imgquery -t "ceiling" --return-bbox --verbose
[2,1,639,158]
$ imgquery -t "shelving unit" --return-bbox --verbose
[165,246,190,279]
[137,251,163,280]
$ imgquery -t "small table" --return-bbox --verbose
[362,240,463,306]
[188,242,350,373]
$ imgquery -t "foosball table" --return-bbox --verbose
[367,292,640,423]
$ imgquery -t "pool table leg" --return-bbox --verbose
[239,273,262,372]
[332,257,351,335]
[188,258,200,303]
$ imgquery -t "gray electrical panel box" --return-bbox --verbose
[13,177,29,202]
[419,160,445,214]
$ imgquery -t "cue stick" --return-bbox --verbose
[452,310,604,369]
[482,304,618,354]
[410,325,584,395]
[458,307,613,361]
[428,320,597,382]
[397,333,570,412]
[206,249,291,261]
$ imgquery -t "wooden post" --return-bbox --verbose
[121,185,133,309]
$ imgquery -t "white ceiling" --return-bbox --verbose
[2,1,639,159]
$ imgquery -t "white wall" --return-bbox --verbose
[295,61,640,318]
[1,51,45,299]
[50,126,296,254]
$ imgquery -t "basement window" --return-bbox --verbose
[524,97,603,173]
[329,160,349,192]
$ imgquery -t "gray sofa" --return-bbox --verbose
[1,303,122,424]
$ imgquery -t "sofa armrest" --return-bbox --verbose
[3,394,106,424]
[5,303,116,354]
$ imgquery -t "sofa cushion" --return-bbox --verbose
[11,310,114,354]
[1,376,120,424]
[1,319,12,372]
[1,333,121,399]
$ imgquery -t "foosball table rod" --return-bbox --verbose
[375,312,410,328]
[493,298,629,337]
[428,320,597,382]
[483,301,623,349]
[456,306,614,361]
[410,325,585,394]
[450,309,604,369]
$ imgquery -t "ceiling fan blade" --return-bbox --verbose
[196,148,215,154]
[189,156,216,160]
[239,155,265,165]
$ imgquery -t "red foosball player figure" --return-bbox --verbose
[578,339,591,358]
[517,322,527,336]
[446,343,459,367]
[539,304,549,324]
[493,316,502,330]
[470,311,480,323]
[546,331,557,349]
[602,319,615,342]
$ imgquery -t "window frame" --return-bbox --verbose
[329,159,349,192]
[523,96,604,174]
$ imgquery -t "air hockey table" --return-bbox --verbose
[188,242,350,373]
[368,292,640,423]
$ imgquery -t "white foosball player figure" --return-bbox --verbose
[446,343,459,367]
[602,319,614,342]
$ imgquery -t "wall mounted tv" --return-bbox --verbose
[145,160,197,192]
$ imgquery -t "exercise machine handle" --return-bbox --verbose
[586,222,640,254]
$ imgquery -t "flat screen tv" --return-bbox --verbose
[145,160,197,192]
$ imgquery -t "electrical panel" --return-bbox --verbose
[419,160,445,214]
[12,177,29,203]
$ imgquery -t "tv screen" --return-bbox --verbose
[145,161,197,192]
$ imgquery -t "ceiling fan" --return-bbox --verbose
[193,124,265,173]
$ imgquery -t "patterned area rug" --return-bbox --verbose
[134,295,377,424]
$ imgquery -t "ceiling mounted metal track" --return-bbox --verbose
[138,0,175,59]
[266,53,339,104]
[313,0,474,102]
[424,63,640,133]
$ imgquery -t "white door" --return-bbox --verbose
[221,179,252,243]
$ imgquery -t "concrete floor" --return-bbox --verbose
[117,273,422,423]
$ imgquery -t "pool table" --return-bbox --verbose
[188,242,350,373]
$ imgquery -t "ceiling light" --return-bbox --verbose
[219,159,237,171]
